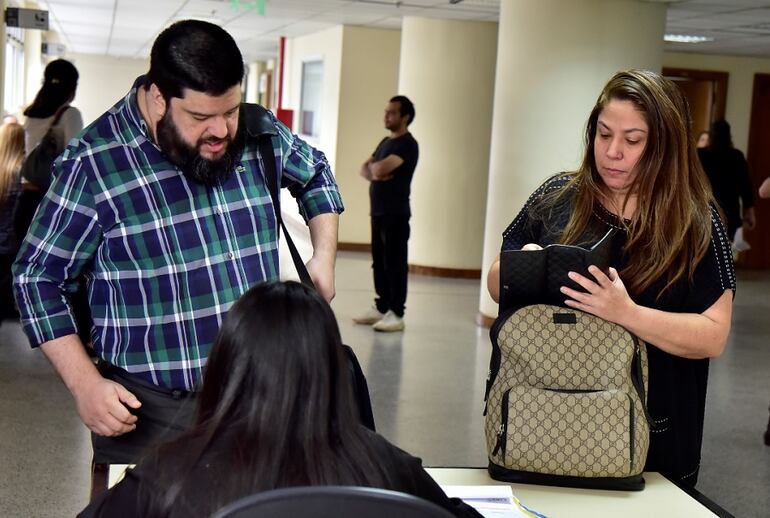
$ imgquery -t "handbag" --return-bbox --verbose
[243,103,376,431]
[20,106,70,191]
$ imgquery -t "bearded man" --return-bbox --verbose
[13,20,343,464]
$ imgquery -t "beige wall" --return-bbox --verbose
[283,26,344,173]
[66,53,149,127]
[400,17,498,270]
[336,26,401,243]
[663,52,770,153]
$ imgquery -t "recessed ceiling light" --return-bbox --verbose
[664,34,714,43]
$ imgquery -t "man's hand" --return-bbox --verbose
[40,334,141,437]
[306,255,336,302]
[73,375,142,436]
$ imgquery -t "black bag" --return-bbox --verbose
[498,228,615,310]
[243,103,376,431]
[20,106,69,191]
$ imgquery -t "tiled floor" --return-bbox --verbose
[1,251,768,517]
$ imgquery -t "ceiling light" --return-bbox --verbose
[664,34,714,43]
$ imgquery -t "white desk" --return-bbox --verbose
[107,465,724,517]
[426,468,721,518]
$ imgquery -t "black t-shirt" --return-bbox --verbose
[697,147,754,238]
[501,174,736,486]
[369,133,419,216]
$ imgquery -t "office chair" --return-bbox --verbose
[211,485,456,518]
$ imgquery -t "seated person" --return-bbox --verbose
[79,281,480,517]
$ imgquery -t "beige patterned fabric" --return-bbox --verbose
[485,304,650,479]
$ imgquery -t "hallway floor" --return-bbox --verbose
[1,251,768,517]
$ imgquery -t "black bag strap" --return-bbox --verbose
[242,103,315,289]
[51,105,70,127]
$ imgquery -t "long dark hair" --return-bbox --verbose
[23,59,78,118]
[144,281,393,516]
[542,69,714,297]
[709,119,733,152]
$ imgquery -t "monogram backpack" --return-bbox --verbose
[484,233,652,491]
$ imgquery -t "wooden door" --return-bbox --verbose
[663,67,728,137]
[742,73,770,269]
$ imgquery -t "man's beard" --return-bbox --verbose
[156,110,245,186]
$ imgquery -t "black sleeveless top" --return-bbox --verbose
[501,174,735,487]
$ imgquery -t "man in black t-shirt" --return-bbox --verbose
[354,96,419,332]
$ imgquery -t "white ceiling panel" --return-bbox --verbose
[27,0,770,60]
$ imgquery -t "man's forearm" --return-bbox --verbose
[40,333,102,398]
[308,213,339,263]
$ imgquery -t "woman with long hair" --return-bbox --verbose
[15,59,83,242]
[698,119,755,240]
[0,121,25,321]
[80,281,480,517]
[487,70,734,487]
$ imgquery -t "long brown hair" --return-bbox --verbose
[0,122,25,205]
[550,69,714,296]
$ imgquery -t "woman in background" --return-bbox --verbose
[80,281,480,518]
[0,122,25,322]
[698,119,755,241]
[487,70,733,487]
[15,58,83,242]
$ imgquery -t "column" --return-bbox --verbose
[478,0,666,321]
[398,16,498,274]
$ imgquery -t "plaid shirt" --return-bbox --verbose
[13,77,344,390]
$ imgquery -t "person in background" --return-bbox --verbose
[13,20,342,465]
[759,178,770,446]
[15,59,83,241]
[79,281,481,518]
[0,122,25,323]
[487,70,734,487]
[354,96,419,332]
[696,130,709,149]
[698,119,755,241]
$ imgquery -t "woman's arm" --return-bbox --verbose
[486,255,501,302]
[561,266,732,359]
[759,177,770,199]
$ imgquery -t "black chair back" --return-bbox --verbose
[211,485,456,518]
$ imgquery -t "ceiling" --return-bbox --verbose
[18,0,770,61]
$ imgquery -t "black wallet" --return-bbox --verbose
[499,229,615,311]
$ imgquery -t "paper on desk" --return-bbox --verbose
[441,485,547,518]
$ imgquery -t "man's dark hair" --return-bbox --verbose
[145,19,244,101]
[390,95,415,126]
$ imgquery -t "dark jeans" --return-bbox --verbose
[91,362,197,464]
[371,214,410,317]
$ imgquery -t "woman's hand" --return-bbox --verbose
[560,265,636,326]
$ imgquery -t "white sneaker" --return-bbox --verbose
[372,311,405,332]
[353,306,386,325]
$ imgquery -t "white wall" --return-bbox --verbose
[65,52,149,127]
[283,26,343,172]
[663,52,770,153]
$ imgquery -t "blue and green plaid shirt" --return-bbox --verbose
[13,77,343,390]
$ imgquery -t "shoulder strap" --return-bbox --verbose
[51,105,70,127]
[242,103,316,289]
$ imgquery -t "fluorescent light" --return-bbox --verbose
[664,34,714,43]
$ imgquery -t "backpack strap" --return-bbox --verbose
[241,103,315,289]
[50,105,70,128]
